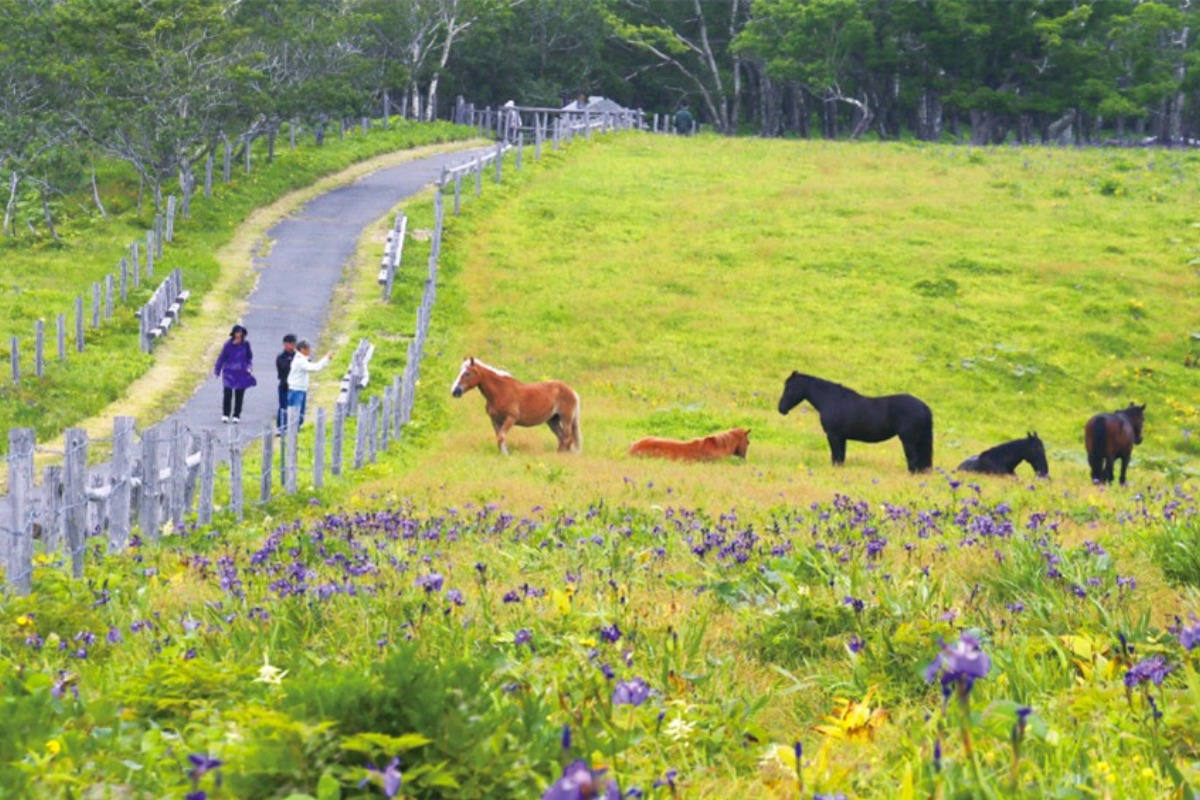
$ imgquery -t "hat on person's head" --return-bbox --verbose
[504,100,516,108]
[230,324,248,338]
[297,338,312,352]
[283,333,297,344]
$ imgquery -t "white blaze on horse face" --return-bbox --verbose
[451,360,473,396]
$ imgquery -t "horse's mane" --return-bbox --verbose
[464,358,510,377]
[706,428,748,447]
[798,373,861,399]
[978,437,1034,461]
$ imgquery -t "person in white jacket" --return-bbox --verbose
[285,339,334,429]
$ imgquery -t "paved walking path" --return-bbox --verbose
[175,146,490,442]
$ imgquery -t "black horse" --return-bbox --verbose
[957,432,1049,477]
[777,372,934,472]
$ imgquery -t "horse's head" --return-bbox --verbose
[778,372,808,415]
[1026,431,1049,478]
[732,428,751,458]
[1123,403,1146,445]
[451,357,484,398]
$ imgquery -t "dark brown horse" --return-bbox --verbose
[450,357,582,454]
[1084,403,1145,485]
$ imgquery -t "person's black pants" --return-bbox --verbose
[222,388,245,419]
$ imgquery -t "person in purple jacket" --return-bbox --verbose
[214,324,257,423]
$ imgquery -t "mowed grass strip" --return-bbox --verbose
[377,134,1200,511]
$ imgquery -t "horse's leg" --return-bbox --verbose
[547,415,567,452]
[901,435,919,473]
[1104,456,1115,484]
[1118,454,1129,486]
[494,416,516,455]
[827,434,846,466]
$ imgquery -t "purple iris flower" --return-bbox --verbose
[446,589,465,606]
[846,635,864,654]
[1124,655,1174,688]
[612,678,651,706]
[600,623,622,644]
[543,760,597,800]
[561,724,572,752]
[651,769,677,790]
[1180,618,1200,651]
[187,754,223,782]
[415,573,444,593]
[925,634,990,692]
[359,757,402,798]
[514,628,533,647]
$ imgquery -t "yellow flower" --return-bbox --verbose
[45,740,61,756]
[15,614,35,628]
[814,686,889,742]
[33,553,53,566]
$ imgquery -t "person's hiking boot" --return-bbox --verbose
[222,416,230,424]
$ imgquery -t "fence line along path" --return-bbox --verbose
[167,145,492,446]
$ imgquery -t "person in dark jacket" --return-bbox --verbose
[276,333,298,434]
[214,324,256,423]
[673,100,695,136]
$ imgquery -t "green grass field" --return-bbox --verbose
[3,134,1200,799]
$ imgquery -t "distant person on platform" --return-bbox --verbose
[673,100,695,136]
[275,333,298,435]
[285,339,334,429]
[503,100,522,142]
[214,324,256,424]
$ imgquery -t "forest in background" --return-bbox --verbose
[3,0,1200,239]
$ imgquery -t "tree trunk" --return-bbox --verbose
[3,171,19,236]
[91,167,107,218]
[39,189,60,243]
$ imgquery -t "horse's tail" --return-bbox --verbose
[570,393,583,453]
[1087,416,1106,481]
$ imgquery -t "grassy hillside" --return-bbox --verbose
[2,135,1200,799]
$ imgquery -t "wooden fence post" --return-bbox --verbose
[56,313,65,361]
[120,259,129,303]
[166,195,176,243]
[109,417,135,553]
[204,154,213,199]
[517,132,524,170]
[92,283,101,329]
[381,386,392,452]
[198,430,216,525]
[284,406,299,494]
[393,375,403,439]
[131,242,140,288]
[75,296,84,352]
[244,133,252,174]
[332,402,345,476]
[42,465,63,555]
[64,428,88,578]
[260,425,273,503]
[354,402,367,469]
[223,135,232,183]
[6,428,35,595]
[313,407,326,489]
[169,419,187,531]
[146,230,155,277]
[9,337,18,386]
[454,172,462,216]
[475,158,482,198]
[367,396,379,463]
[105,274,114,320]
[494,142,503,183]
[229,427,244,522]
[139,425,159,540]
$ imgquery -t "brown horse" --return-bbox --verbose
[450,357,582,454]
[629,428,751,462]
[1084,403,1145,485]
